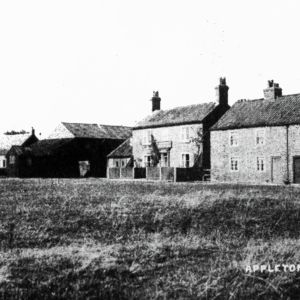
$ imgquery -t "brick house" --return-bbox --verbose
[132,79,230,176]
[6,122,131,178]
[0,129,38,176]
[211,80,300,184]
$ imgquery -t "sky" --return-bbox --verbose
[0,0,300,137]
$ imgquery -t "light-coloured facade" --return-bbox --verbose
[132,124,202,168]
[211,125,300,184]
[107,157,131,168]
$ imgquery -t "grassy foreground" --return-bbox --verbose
[1,179,300,299]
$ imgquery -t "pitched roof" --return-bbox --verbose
[107,139,132,158]
[134,102,216,129]
[0,133,32,154]
[211,93,300,130]
[28,139,74,157]
[49,122,132,140]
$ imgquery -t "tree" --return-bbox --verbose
[150,134,160,166]
[189,127,207,168]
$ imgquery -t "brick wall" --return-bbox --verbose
[211,125,300,184]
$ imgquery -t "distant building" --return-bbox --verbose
[211,80,300,184]
[0,129,38,176]
[132,79,230,174]
[107,138,133,168]
[6,122,131,178]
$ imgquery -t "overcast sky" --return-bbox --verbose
[0,0,300,136]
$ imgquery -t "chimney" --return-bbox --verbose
[263,80,282,100]
[31,127,35,136]
[215,77,229,107]
[151,91,161,112]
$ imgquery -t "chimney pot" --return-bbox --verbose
[215,77,229,107]
[151,91,161,112]
[263,80,282,100]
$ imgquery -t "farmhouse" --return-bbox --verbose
[211,80,300,184]
[0,129,38,176]
[7,122,131,178]
[131,78,230,180]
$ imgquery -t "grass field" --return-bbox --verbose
[1,179,300,299]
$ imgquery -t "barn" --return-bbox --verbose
[6,123,131,178]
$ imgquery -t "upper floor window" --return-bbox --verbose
[257,157,265,171]
[3,159,6,168]
[115,161,119,168]
[9,155,16,165]
[230,157,239,171]
[229,132,238,146]
[256,129,265,145]
[143,130,152,145]
[121,160,125,167]
[181,153,190,168]
[181,127,190,141]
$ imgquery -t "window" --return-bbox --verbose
[256,129,265,145]
[9,155,15,165]
[230,157,239,171]
[144,155,151,167]
[3,159,6,168]
[143,130,152,145]
[115,161,119,167]
[257,157,265,171]
[181,127,190,141]
[181,154,190,168]
[229,132,238,146]
[160,152,169,167]
[121,160,125,167]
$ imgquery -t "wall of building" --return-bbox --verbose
[107,157,131,168]
[211,125,300,184]
[211,126,286,183]
[132,124,202,168]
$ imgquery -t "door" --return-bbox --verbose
[271,156,283,184]
[294,157,300,183]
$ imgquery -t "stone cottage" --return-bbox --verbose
[132,78,230,178]
[0,129,38,176]
[211,80,300,184]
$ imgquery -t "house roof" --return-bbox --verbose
[134,102,217,129]
[48,122,132,140]
[28,139,74,157]
[0,133,32,155]
[107,139,132,158]
[211,93,300,130]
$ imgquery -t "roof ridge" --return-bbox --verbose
[159,101,215,112]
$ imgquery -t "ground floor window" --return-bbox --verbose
[230,157,239,171]
[0,159,6,168]
[181,153,190,168]
[257,157,265,171]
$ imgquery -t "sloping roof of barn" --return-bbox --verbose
[134,102,216,129]
[107,139,132,158]
[0,133,32,155]
[211,93,300,131]
[48,122,132,140]
[28,139,74,157]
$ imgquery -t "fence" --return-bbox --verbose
[107,167,206,182]
[107,167,146,179]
